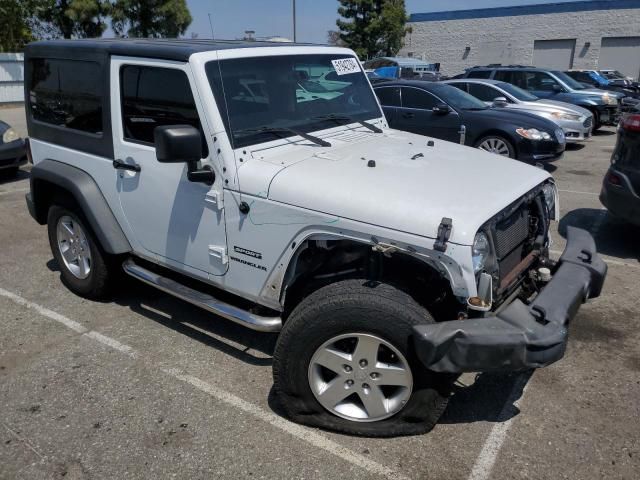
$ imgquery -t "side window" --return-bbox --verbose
[468,83,502,102]
[374,87,400,107]
[449,83,469,93]
[466,70,492,79]
[526,72,560,91]
[120,65,207,155]
[401,87,437,109]
[501,71,527,89]
[494,71,513,84]
[29,58,103,134]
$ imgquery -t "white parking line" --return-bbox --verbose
[0,187,29,196]
[0,287,408,480]
[467,373,532,480]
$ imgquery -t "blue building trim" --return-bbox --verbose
[409,0,640,22]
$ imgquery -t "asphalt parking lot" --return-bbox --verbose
[0,105,639,480]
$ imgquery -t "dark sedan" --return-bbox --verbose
[600,112,640,226]
[373,80,566,162]
[0,121,26,177]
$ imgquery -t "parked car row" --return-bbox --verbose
[0,121,26,177]
[373,80,566,162]
[460,65,626,130]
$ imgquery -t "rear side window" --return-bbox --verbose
[374,87,400,107]
[448,83,469,93]
[466,70,492,79]
[401,87,437,109]
[468,83,503,102]
[29,58,103,135]
[120,65,207,154]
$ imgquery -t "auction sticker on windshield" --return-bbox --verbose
[331,58,361,75]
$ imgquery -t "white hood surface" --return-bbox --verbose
[260,129,550,245]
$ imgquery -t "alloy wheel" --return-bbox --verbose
[56,215,92,280]
[308,333,413,422]
[478,137,511,156]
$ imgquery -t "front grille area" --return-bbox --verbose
[583,116,593,128]
[494,206,532,287]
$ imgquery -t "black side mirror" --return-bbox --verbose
[552,84,563,93]
[154,125,202,163]
[432,103,451,114]
[154,125,215,185]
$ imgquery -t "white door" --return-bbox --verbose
[110,58,227,277]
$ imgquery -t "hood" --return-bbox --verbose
[575,87,624,99]
[265,129,550,245]
[466,107,561,131]
[530,99,592,117]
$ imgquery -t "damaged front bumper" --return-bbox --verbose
[413,227,607,373]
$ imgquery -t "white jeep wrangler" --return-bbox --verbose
[24,39,606,437]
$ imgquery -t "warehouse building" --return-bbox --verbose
[400,0,640,78]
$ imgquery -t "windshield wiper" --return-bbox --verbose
[234,125,331,147]
[313,114,382,133]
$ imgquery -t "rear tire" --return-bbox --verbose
[273,279,453,437]
[47,205,115,300]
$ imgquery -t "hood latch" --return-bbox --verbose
[434,217,453,252]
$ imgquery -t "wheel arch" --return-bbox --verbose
[30,159,131,254]
[269,233,464,322]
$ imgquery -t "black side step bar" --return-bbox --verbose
[122,260,282,332]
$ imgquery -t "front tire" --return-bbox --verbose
[273,279,452,437]
[47,205,115,300]
[476,135,515,158]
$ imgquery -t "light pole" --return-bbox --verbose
[292,0,297,42]
[208,13,215,40]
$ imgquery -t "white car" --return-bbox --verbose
[24,39,606,437]
[445,78,594,142]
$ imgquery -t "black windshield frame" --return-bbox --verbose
[205,54,383,149]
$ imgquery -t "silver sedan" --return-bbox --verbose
[444,78,593,143]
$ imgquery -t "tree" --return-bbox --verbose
[336,0,410,59]
[326,30,344,46]
[38,0,110,39]
[111,0,192,38]
[0,0,46,51]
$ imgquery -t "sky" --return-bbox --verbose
[180,0,590,43]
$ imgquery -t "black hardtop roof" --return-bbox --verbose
[25,38,324,62]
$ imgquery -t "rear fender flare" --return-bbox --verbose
[29,159,131,254]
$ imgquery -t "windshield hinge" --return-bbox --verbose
[205,190,224,209]
[434,217,453,252]
[208,245,228,265]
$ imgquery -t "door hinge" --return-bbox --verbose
[208,245,228,265]
[205,190,224,209]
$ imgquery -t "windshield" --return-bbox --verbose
[496,82,539,101]
[552,71,587,90]
[429,83,487,110]
[205,54,382,148]
[603,70,625,79]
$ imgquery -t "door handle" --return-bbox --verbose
[402,112,415,119]
[113,159,141,172]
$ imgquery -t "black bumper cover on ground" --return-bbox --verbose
[413,227,607,373]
